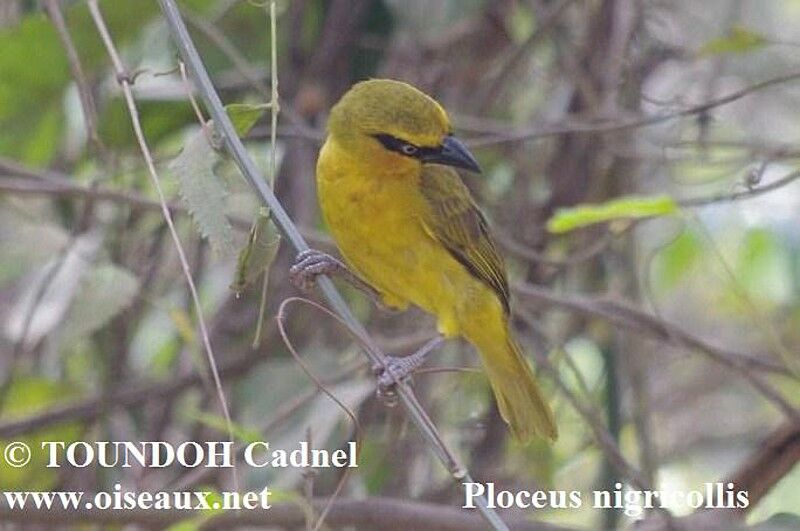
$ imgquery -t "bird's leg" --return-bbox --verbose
[372,335,445,404]
[289,249,386,308]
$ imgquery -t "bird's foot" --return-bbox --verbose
[289,248,389,310]
[372,336,445,405]
[289,249,345,291]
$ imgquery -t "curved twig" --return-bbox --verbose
[275,296,364,531]
[155,3,510,528]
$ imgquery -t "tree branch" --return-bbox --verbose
[469,72,800,146]
[43,0,104,156]
[0,496,574,531]
[155,1,510,529]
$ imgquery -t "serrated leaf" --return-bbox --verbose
[226,103,269,137]
[547,195,678,234]
[60,263,140,346]
[170,128,237,256]
[699,26,767,56]
[231,208,281,294]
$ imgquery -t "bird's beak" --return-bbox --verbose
[422,135,482,174]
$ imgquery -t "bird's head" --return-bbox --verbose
[327,79,481,174]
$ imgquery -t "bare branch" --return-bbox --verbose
[514,283,800,423]
[87,0,238,489]
[678,170,800,208]
[469,72,800,146]
[0,349,260,439]
[725,421,800,510]
[0,496,574,531]
[43,0,105,156]
[155,2,511,528]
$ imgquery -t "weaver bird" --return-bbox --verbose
[291,79,557,442]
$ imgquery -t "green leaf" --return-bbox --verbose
[0,1,159,163]
[60,263,140,346]
[0,13,68,164]
[99,99,195,150]
[655,231,702,289]
[187,411,262,444]
[736,228,793,304]
[165,487,224,530]
[547,195,678,234]
[0,377,83,490]
[699,26,767,56]
[170,128,237,256]
[231,208,281,294]
[226,103,269,137]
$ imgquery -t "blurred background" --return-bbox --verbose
[0,0,798,529]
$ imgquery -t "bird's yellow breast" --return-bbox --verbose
[316,138,492,337]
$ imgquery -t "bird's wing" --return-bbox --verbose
[418,164,510,313]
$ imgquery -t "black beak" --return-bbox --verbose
[422,135,482,174]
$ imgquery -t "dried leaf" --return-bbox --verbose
[231,207,281,294]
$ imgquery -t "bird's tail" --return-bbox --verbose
[466,326,557,443]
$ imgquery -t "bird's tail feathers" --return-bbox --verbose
[470,330,557,443]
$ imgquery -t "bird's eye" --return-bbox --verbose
[401,143,418,156]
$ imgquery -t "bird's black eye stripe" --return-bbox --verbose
[373,133,439,159]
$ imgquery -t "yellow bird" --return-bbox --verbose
[291,79,557,442]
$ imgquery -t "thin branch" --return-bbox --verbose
[87,0,238,489]
[474,0,576,111]
[678,169,800,207]
[43,0,104,156]
[276,297,363,531]
[0,496,573,531]
[253,0,281,347]
[518,311,653,491]
[468,72,800,146]
[0,174,334,247]
[169,360,366,491]
[494,226,619,267]
[518,312,681,526]
[514,283,800,423]
[514,282,787,375]
[155,2,510,529]
[725,421,800,510]
[180,3,319,140]
[0,349,261,439]
[0,174,184,212]
[636,422,800,530]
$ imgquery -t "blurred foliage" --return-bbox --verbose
[0,0,798,530]
[699,26,768,57]
[0,377,83,490]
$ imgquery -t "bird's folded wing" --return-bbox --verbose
[418,164,511,313]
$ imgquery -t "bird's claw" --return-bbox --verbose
[370,337,443,405]
[289,249,343,291]
[371,359,411,407]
